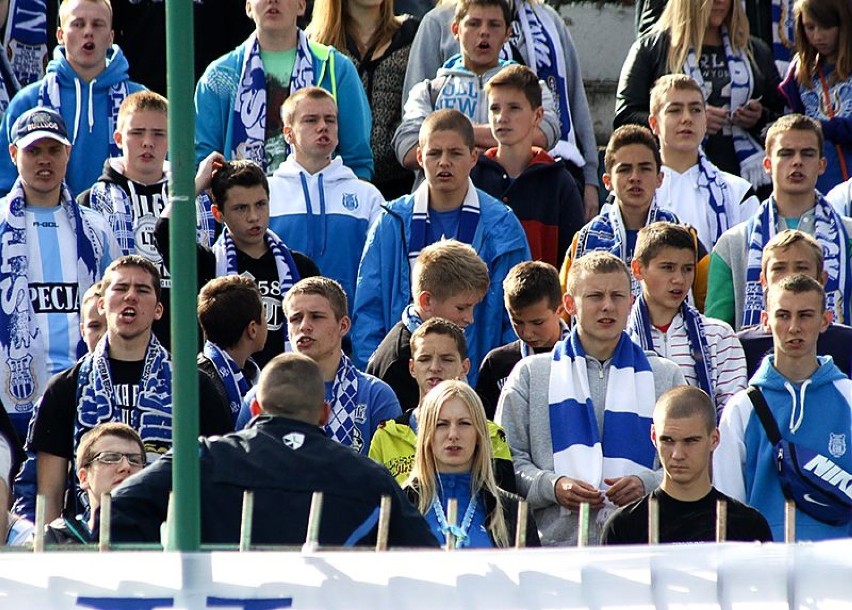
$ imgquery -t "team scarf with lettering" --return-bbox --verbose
[231,30,316,171]
[408,179,481,268]
[88,169,217,254]
[3,0,47,87]
[203,340,259,421]
[548,330,656,520]
[683,27,770,189]
[575,199,678,298]
[75,334,173,453]
[771,0,795,74]
[696,150,738,245]
[743,195,851,327]
[0,178,100,417]
[627,295,714,402]
[212,227,300,347]
[506,1,583,168]
[37,46,128,159]
[519,319,570,359]
[324,352,362,452]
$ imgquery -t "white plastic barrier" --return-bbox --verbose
[0,541,850,609]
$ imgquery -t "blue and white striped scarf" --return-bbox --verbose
[696,150,738,245]
[684,27,770,189]
[627,295,713,402]
[507,1,583,168]
[408,179,481,268]
[324,352,361,452]
[212,227,300,348]
[76,334,173,457]
[88,170,217,255]
[548,330,656,497]
[771,0,795,74]
[575,199,678,298]
[37,46,128,159]
[203,340,259,422]
[743,195,851,327]
[231,30,316,172]
[0,178,100,423]
[3,0,46,87]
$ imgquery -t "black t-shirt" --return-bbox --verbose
[366,321,419,411]
[476,340,548,420]
[601,487,774,545]
[154,216,320,370]
[699,45,739,176]
[29,355,233,461]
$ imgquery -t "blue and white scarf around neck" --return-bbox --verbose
[548,330,656,507]
[324,352,362,452]
[627,295,714,402]
[232,30,316,171]
[743,195,851,327]
[505,2,583,168]
[76,334,173,454]
[408,179,481,268]
[695,150,738,245]
[88,167,217,255]
[684,27,770,189]
[0,178,100,415]
[575,199,678,298]
[37,46,128,159]
[212,227,301,348]
[203,340,259,421]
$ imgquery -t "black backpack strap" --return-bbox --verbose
[745,386,782,445]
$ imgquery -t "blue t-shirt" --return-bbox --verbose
[428,207,462,242]
[423,472,494,548]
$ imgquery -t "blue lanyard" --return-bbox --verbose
[431,493,478,548]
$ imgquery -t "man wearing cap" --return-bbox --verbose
[0,0,145,197]
[0,106,120,439]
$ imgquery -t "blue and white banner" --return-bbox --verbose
[3,0,47,87]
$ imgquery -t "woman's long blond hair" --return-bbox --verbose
[655,0,752,74]
[405,380,510,548]
[307,0,400,57]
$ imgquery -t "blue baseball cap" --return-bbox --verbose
[11,107,71,149]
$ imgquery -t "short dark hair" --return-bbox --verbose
[633,222,698,266]
[257,353,325,420]
[604,124,662,173]
[284,276,349,321]
[454,0,511,26]
[654,386,716,434]
[765,273,826,310]
[503,261,562,312]
[485,64,542,109]
[198,276,263,349]
[419,109,475,151]
[210,159,270,210]
[410,317,468,360]
[76,422,145,470]
[765,113,824,154]
[102,255,162,302]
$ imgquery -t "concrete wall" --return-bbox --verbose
[552,1,637,145]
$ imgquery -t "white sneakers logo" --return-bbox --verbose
[282,432,305,450]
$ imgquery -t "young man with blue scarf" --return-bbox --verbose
[194,0,373,179]
[497,252,685,546]
[0,0,146,197]
[0,107,119,441]
[707,114,852,331]
[15,255,233,524]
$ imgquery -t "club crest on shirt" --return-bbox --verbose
[6,354,35,405]
[283,432,305,450]
[342,193,359,211]
[829,433,846,459]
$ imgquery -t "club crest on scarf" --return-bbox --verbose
[4,0,48,87]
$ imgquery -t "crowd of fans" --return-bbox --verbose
[0,0,849,550]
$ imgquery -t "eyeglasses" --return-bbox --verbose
[87,451,146,467]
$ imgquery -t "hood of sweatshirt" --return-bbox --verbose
[751,355,846,434]
[437,54,512,80]
[47,44,131,89]
[272,155,356,185]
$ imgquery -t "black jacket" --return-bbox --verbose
[107,415,439,548]
[366,321,418,410]
[405,483,540,548]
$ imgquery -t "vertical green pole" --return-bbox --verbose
[165,0,199,552]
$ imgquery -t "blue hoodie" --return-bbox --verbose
[714,356,852,541]
[0,45,145,198]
